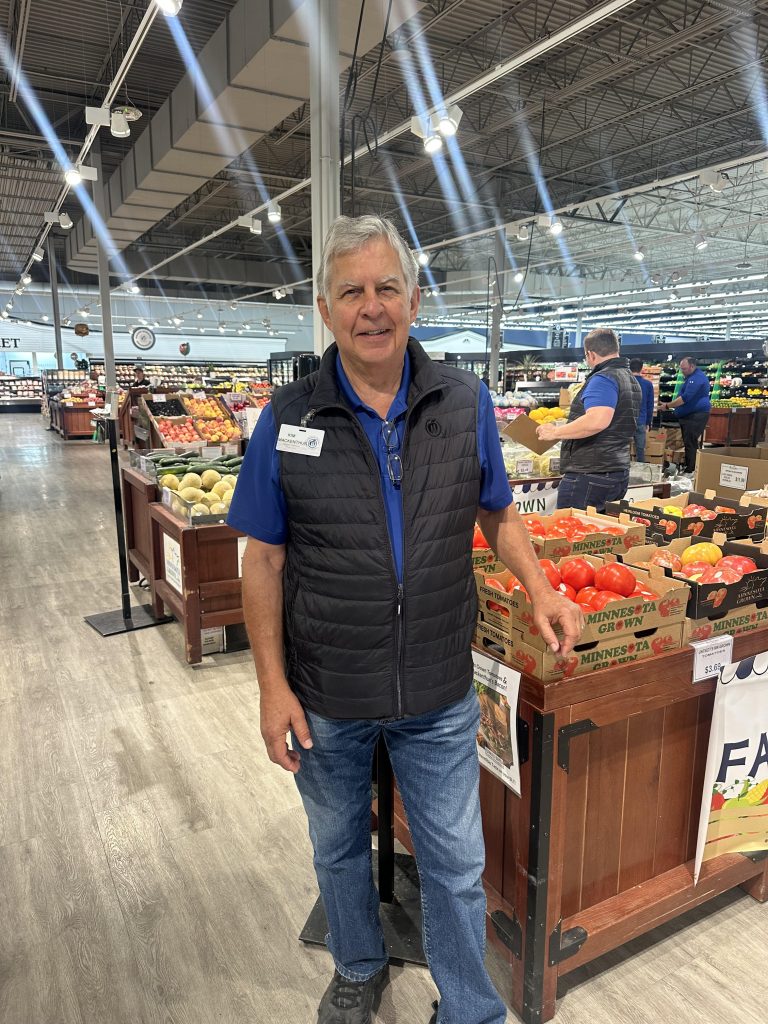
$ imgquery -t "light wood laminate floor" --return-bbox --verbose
[0,414,765,1024]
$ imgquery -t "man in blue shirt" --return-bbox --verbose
[229,215,583,1024]
[629,358,655,461]
[661,356,711,473]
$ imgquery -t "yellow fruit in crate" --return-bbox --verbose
[212,480,231,498]
[200,493,219,508]
[209,501,227,514]
[160,474,179,491]
[681,542,722,566]
[191,503,209,516]
[222,474,238,489]
[200,469,222,491]
[222,490,234,505]
[180,472,203,490]
[179,486,206,503]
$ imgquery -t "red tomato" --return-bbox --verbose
[545,524,570,539]
[560,558,595,591]
[484,577,505,591]
[594,562,636,597]
[697,566,741,585]
[526,521,546,537]
[539,559,562,589]
[473,525,490,549]
[600,525,626,537]
[649,550,682,572]
[717,555,757,578]
[505,574,521,593]
[576,586,600,604]
[591,591,626,610]
[679,561,713,579]
[557,582,577,601]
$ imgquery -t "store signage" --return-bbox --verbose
[0,338,20,349]
[202,445,221,460]
[163,534,183,593]
[690,634,734,684]
[694,651,768,882]
[511,480,559,516]
[472,650,521,796]
[719,463,749,490]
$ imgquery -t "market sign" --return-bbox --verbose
[694,652,768,883]
[472,650,521,796]
[0,338,21,349]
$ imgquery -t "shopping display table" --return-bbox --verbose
[49,398,100,439]
[390,629,768,1023]
[120,466,158,583]
[148,503,245,664]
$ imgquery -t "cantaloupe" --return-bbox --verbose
[212,480,231,498]
[201,469,221,491]
[160,474,180,491]
[191,503,209,516]
[200,493,219,508]
[222,474,238,489]
[209,501,227,514]
[180,472,203,490]
[179,486,206,503]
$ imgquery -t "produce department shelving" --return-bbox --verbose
[388,628,768,1024]
[0,374,42,410]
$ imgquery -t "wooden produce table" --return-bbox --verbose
[705,407,755,446]
[390,630,768,1023]
[49,399,100,439]
[120,466,158,583]
[148,503,246,664]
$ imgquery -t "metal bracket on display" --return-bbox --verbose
[491,909,522,958]
[517,715,530,766]
[548,919,588,966]
[557,719,598,773]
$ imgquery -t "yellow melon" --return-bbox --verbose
[201,469,222,491]
[160,474,180,491]
[180,472,203,490]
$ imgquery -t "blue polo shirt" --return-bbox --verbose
[634,374,655,426]
[675,367,711,418]
[228,352,513,580]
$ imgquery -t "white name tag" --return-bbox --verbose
[276,423,325,457]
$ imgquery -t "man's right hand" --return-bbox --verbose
[260,683,313,773]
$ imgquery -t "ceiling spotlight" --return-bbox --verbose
[199,327,205,333]
[154,0,183,15]
[410,113,443,154]
[694,232,708,251]
[250,217,263,235]
[548,216,563,237]
[417,251,430,267]
[77,307,89,318]
[242,323,251,330]
[237,329,243,336]
[671,271,681,282]
[297,312,305,321]
[14,287,23,295]
[21,273,32,285]
[267,201,282,223]
[556,305,565,314]
[139,318,147,325]
[699,169,727,193]
[197,312,203,319]
[110,110,130,138]
[42,315,49,322]
[153,321,160,328]
[63,164,96,187]
[230,301,238,310]
[669,290,679,301]
[1,311,8,320]
[516,225,529,242]
[218,324,225,334]
[62,317,71,326]
[172,316,183,326]
[437,104,463,137]
[31,247,44,262]
[59,212,73,229]
[514,270,525,284]
[633,249,644,261]
[273,288,285,300]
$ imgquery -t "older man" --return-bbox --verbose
[228,216,583,1024]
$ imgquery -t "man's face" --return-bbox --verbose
[317,238,419,372]
[680,360,694,377]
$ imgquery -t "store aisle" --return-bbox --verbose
[0,414,765,1024]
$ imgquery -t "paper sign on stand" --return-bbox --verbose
[163,535,183,593]
[511,480,559,516]
[719,463,749,490]
[472,650,521,795]
[694,651,768,883]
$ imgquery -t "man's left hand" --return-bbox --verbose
[536,423,560,441]
[530,589,585,655]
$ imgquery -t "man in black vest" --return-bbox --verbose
[536,328,640,512]
[229,216,583,1024]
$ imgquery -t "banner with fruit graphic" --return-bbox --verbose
[472,650,521,795]
[694,653,768,883]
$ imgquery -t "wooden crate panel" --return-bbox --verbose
[617,708,664,893]
[580,720,629,909]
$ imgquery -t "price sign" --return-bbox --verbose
[690,634,734,684]
[193,391,206,399]
[516,459,534,476]
[154,393,166,403]
[202,445,220,460]
[719,463,748,490]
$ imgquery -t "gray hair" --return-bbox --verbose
[316,215,419,300]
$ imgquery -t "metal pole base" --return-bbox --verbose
[299,850,427,966]
[84,604,170,637]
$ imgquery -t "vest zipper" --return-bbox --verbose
[395,583,404,719]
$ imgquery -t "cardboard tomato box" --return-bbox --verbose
[523,507,646,559]
[604,490,766,544]
[474,618,683,683]
[619,535,768,619]
[684,604,768,644]
[475,556,687,649]
[472,548,498,569]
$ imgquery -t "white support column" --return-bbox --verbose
[90,141,116,388]
[310,0,340,355]
[575,312,584,351]
[47,237,64,371]
[489,229,506,391]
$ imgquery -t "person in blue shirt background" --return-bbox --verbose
[629,358,655,461]
[660,356,711,473]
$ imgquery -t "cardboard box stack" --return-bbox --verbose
[604,490,766,544]
[695,446,768,502]
[522,507,646,558]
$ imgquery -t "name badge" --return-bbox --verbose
[276,423,325,457]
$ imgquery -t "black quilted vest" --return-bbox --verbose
[560,357,641,474]
[270,339,482,720]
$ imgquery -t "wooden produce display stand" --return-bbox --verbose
[149,503,245,664]
[120,465,158,583]
[49,398,100,439]
[705,407,755,446]
[390,630,768,1024]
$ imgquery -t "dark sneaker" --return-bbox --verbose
[428,1001,438,1024]
[317,965,389,1024]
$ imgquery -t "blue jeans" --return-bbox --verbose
[293,689,506,1024]
[557,468,629,512]
[634,425,647,462]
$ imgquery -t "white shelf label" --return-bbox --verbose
[202,445,220,460]
[516,459,534,476]
[163,534,183,593]
[719,463,748,489]
[690,634,734,684]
